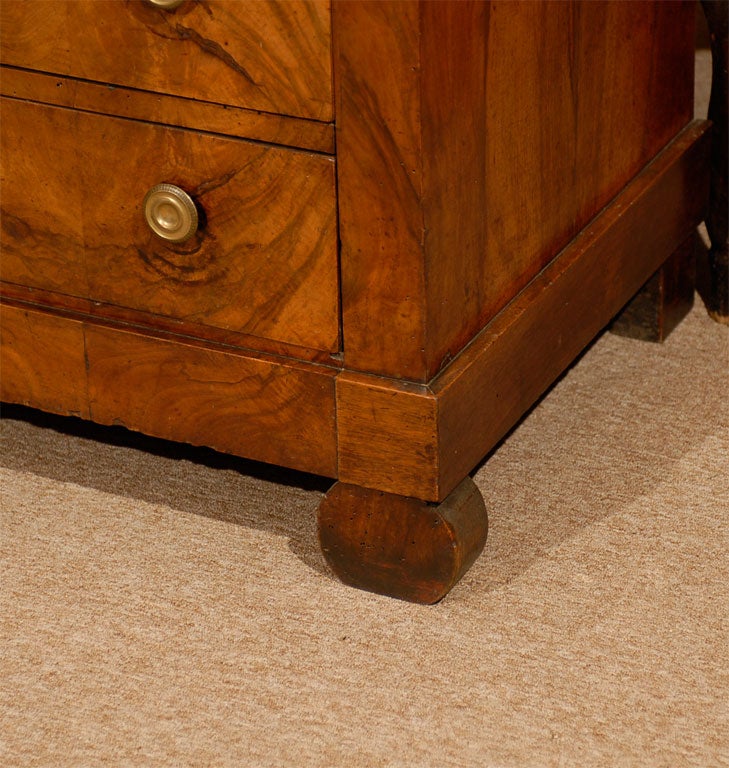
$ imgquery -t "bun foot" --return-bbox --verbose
[318,477,487,604]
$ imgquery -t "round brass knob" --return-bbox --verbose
[145,0,186,9]
[143,184,199,243]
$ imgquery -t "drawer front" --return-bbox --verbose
[0,99,339,353]
[0,0,332,122]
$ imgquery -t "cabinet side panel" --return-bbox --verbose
[442,0,696,369]
[434,123,710,498]
[336,1,696,380]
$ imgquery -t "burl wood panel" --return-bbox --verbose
[335,0,696,381]
[0,0,333,122]
[0,304,89,418]
[85,325,338,477]
[0,99,339,354]
[0,302,338,477]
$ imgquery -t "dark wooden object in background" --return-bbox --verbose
[700,0,728,323]
[612,235,698,342]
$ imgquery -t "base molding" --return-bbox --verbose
[337,121,711,502]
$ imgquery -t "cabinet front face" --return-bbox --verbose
[0,99,340,354]
[0,0,334,121]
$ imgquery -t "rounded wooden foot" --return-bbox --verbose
[317,477,488,604]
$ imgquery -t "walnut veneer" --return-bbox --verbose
[0,1,711,602]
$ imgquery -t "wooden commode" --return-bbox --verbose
[0,1,711,602]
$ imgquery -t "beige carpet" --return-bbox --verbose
[2,293,728,768]
[1,52,728,768]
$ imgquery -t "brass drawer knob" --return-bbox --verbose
[145,0,186,8]
[143,183,199,243]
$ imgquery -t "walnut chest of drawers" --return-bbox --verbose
[0,1,709,602]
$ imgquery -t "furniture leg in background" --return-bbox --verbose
[700,0,728,323]
[612,235,698,342]
[613,0,727,339]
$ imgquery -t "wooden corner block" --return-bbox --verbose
[335,371,441,502]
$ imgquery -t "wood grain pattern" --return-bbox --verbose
[85,325,338,477]
[0,301,338,476]
[318,477,487,604]
[335,0,696,381]
[0,304,89,418]
[0,0,333,122]
[0,68,335,155]
[0,98,339,354]
[336,372,438,500]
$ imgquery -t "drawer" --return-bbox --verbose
[0,0,333,122]
[0,98,339,353]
